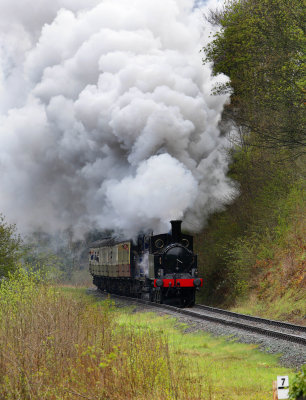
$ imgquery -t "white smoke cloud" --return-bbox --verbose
[0,0,235,237]
[102,154,199,234]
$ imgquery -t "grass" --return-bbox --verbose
[116,309,294,400]
[0,273,295,400]
[231,288,306,325]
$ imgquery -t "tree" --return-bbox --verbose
[0,214,22,277]
[204,0,305,152]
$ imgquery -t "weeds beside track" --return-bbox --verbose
[0,274,295,399]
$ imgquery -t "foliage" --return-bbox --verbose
[204,0,305,151]
[22,230,89,282]
[0,214,21,277]
[290,365,306,399]
[21,228,110,284]
[118,309,294,399]
[195,148,305,317]
[0,275,294,399]
[0,272,204,400]
[198,0,305,318]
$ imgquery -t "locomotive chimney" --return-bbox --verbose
[170,220,182,242]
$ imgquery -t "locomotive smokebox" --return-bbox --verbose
[170,220,182,242]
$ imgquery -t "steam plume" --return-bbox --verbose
[0,0,234,237]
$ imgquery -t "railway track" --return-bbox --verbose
[176,304,306,345]
[92,290,306,346]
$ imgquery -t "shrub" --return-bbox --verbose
[290,365,306,400]
[0,269,203,399]
[0,214,21,277]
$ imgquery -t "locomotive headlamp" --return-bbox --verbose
[193,278,201,287]
[156,279,163,287]
[155,239,164,249]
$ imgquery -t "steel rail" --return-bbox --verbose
[193,304,306,333]
[94,291,306,346]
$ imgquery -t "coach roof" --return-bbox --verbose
[89,237,131,248]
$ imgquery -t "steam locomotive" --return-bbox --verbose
[89,220,202,307]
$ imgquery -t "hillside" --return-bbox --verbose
[196,0,305,323]
[195,150,305,324]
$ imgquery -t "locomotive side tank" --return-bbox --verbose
[89,220,203,307]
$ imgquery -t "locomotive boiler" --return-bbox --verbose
[89,220,202,307]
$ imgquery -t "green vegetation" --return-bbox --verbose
[196,0,306,321]
[0,276,294,399]
[117,309,294,400]
[22,231,86,282]
[290,365,306,399]
[0,0,304,396]
[21,229,108,284]
[0,214,21,277]
[204,0,305,150]
[195,150,305,322]
[0,271,201,399]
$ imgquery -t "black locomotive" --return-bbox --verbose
[89,220,202,307]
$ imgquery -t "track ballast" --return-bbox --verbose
[94,290,306,346]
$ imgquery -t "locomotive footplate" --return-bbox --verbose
[153,278,203,288]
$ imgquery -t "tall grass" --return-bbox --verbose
[0,269,203,400]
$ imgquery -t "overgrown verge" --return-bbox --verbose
[0,269,204,400]
[195,149,305,323]
[0,271,297,399]
[196,0,305,322]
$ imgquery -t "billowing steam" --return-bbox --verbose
[0,0,234,237]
